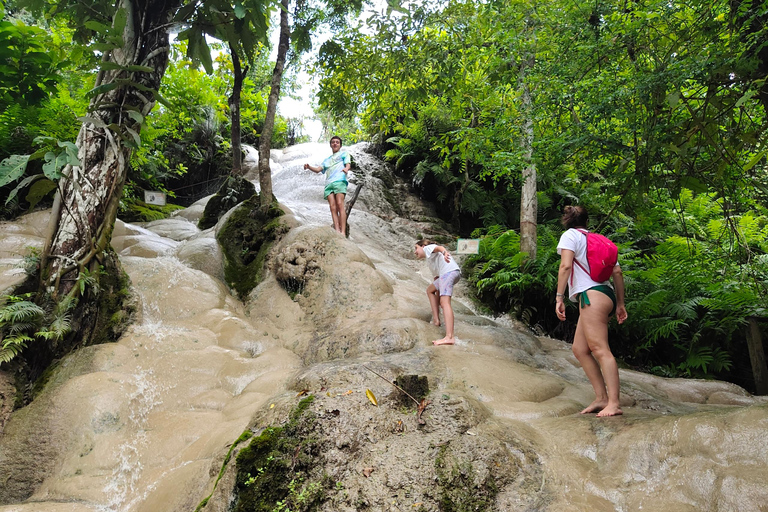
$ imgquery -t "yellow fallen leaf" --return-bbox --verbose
[344,390,353,395]
[270,403,275,409]
[366,389,378,406]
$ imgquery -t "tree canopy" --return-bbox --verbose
[313,0,768,387]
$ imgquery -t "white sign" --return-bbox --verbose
[143,191,166,206]
[456,238,480,254]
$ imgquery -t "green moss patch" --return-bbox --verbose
[119,199,184,223]
[435,444,499,512]
[198,175,256,230]
[233,396,330,512]
[217,195,286,299]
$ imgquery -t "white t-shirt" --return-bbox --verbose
[423,244,461,278]
[557,228,615,301]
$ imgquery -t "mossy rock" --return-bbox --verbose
[216,196,287,299]
[119,199,185,223]
[233,396,328,512]
[435,444,499,512]
[199,175,257,230]
[16,249,136,404]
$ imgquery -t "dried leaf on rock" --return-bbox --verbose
[366,389,378,406]
[296,389,310,397]
[363,467,374,477]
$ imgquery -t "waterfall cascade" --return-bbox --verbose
[0,142,766,511]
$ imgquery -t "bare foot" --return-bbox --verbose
[432,337,455,346]
[596,405,623,418]
[430,319,441,327]
[580,400,607,414]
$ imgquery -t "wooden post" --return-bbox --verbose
[747,317,768,395]
[343,183,364,238]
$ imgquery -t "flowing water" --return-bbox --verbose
[0,142,767,511]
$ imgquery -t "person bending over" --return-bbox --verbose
[555,205,627,417]
[415,239,461,345]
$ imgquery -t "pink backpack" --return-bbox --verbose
[572,228,618,283]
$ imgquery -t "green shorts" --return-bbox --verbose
[324,181,348,199]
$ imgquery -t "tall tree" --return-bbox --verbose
[176,0,273,177]
[258,0,289,210]
[11,0,274,374]
[256,0,364,212]
[229,44,247,175]
[41,0,182,300]
[518,14,537,259]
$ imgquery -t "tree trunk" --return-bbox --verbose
[40,0,178,319]
[519,51,537,260]
[258,0,290,212]
[229,44,246,176]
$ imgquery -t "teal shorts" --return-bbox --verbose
[324,181,348,199]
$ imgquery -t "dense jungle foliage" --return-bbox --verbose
[1,0,767,391]
[0,2,304,221]
[312,0,768,389]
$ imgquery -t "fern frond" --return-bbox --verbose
[40,312,72,341]
[646,318,688,343]
[664,297,702,321]
[0,301,44,324]
[0,334,31,363]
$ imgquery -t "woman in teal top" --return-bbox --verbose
[304,136,351,234]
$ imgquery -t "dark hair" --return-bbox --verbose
[415,238,437,247]
[561,205,588,229]
[330,135,342,145]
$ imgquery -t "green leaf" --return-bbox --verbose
[744,148,767,172]
[86,82,120,98]
[42,151,68,180]
[91,42,120,52]
[125,127,141,147]
[84,20,111,33]
[175,2,199,22]
[734,89,756,109]
[58,141,80,167]
[77,116,108,129]
[127,110,144,125]
[25,178,57,210]
[6,173,41,206]
[679,176,708,194]
[100,62,154,73]
[112,7,128,35]
[0,155,30,188]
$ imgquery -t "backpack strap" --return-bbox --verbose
[569,229,590,287]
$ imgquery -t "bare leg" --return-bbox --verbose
[573,290,622,416]
[426,283,441,326]
[334,193,347,234]
[572,320,608,414]
[327,194,341,232]
[433,295,455,345]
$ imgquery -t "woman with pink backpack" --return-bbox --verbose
[555,205,627,417]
